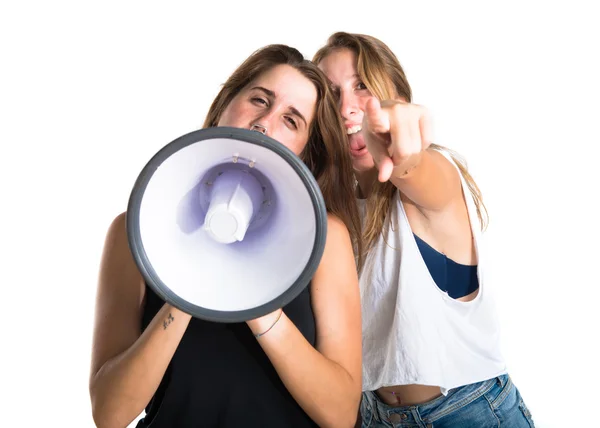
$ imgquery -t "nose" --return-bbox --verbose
[340,90,359,120]
[250,123,267,135]
[250,107,280,137]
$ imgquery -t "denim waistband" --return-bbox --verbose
[363,374,511,425]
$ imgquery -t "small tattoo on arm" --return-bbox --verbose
[163,313,175,330]
[400,163,418,177]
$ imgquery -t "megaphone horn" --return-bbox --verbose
[126,127,328,323]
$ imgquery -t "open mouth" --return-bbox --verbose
[347,125,368,158]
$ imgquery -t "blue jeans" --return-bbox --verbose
[360,374,534,427]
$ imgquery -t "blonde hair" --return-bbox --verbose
[314,32,488,256]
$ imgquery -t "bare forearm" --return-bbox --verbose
[90,304,191,427]
[250,312,360,427]
[390,149,458,210]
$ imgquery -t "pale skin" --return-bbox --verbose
[89,64,362,428]
[319,49,478,407]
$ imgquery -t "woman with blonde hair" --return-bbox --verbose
[315,32,534,427]
[89,44,363,428]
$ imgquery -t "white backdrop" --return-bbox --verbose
[1,1,598,427]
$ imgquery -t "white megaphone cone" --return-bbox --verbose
[126,127,327,323]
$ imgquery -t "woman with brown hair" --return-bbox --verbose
[89,44,362,428]
[315,32,534,427]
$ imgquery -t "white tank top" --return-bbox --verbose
[358,150,507,393]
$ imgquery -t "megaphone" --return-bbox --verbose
[126,127,327,323]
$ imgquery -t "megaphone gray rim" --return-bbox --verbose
[126,126,328,323]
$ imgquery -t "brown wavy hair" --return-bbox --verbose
[204,44,363,269]
[314,32,488,256]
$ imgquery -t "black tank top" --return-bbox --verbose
[136,283,318,428]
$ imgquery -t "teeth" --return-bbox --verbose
[347,125,362,135]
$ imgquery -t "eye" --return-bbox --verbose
[251,97,268,106]
[285,116,298,129]
[356,82,367,90]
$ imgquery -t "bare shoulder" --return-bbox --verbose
[105,211,127,248]
[100,211,145,290]
[324,213,352,245]
[103,211,129,255]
